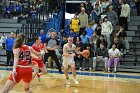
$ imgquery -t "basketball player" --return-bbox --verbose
[32,36,47,81]
[2,33,44,93]
[63,37,82,85]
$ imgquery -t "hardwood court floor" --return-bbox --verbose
[0,69,140,93]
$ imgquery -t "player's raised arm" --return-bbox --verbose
[30,47,44,56]
[74,46,82,55]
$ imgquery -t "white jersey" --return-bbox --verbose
[65,43,75,54]
[63,43,76,68]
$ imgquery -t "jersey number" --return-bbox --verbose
[19,51,30,61]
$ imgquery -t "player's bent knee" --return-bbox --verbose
[72,68,76,72]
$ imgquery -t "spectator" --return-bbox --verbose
[80,31,90,49]
[67,29,77,42]
[108,43,121,73]
[100,8,107,19]
[0,32,7,49]
[101,0,109,9]
[91,20,97,31]
[130,0,136,11]
[12,1,22,19]
[101,17,113,48]
[74,45,83,71]
[93,43,108,72]
[85,22,95,37]
[116,26,129,53]
[135,0,140,16]
[111,36,125,53]
[60,29,67,39]
[82,44,95,71]
[60,29,66,46]
[90,31,99,51]
[0,0,2,14]
[70,14,80,34]
[91,4,101,23]
[115,0,122,17]
[96,35,108,48]
[107,6,118,30]
[38,29,46,44]
[78,8,88,36]
[75,37,83,70]
[75,36,83,47]
[45,31,62,73]
[5,31,15,67]
[61,36,67,48]
[4,2,13,18]
[85,1,93,17]
[92,0,102,10]
[30,0,37,8]
[18,4,29,23]
[36,0,45,14]
[30,5,37,17]
[77,2,85,14]
[95,20,102,36]
[119,0,130,30]
[106,0,115,12]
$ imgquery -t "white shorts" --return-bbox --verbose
[62,56,75,69]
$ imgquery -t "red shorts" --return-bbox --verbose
[32,59,45,68]
[9,66,32,83]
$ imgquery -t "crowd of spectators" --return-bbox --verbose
[1,0,47,22]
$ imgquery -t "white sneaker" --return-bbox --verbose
[74,79,79,85]
[66,79,70,85]
[108,70,110,73]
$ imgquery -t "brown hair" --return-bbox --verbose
[13,33,25,49]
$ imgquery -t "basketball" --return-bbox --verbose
[82,50,90,58]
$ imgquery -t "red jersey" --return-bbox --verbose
[18,45,31,66]
[32,43,44,61]
[32,43,44,52]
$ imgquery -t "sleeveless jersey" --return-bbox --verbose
[32,43,44,52]
[18,45,31,66]
[66,43,75,54]
[32,43,44,61]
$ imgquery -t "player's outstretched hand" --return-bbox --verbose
[40,50,45,55]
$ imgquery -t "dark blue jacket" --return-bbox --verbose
[4,5,13,13]
[14,4,22,13]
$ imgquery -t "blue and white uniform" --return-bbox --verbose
[63,43,76,68]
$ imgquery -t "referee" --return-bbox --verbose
[45,31,62,73]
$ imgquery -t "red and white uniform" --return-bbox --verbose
[9,45,32,83]
[31,43,44,68]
